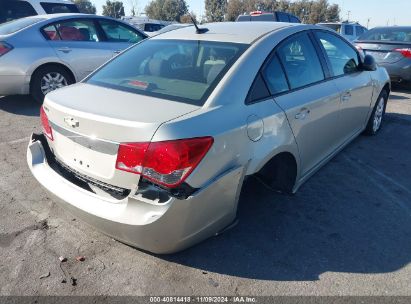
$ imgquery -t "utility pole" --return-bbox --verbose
[367,18,371,29]
[346,10,351,22]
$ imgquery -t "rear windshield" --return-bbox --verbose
[358,27,411,42]
[0,1,37,24]
[319,24,342,33]
[40,3,80,14]
[87,39,248,105]
[0,17,44,35]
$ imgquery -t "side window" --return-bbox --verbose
[315,31,359,76]
[53,20,99,42]
[43,25,60,40]
[40,3,79,14]
[99,20,145,43]
[246,73,271,104]
[290,16,300,23]
[276,33,324,90]
[344,25,354,36]
[262,55,289,95]
[356,26,366,36]
[276,12,290,22]
[0,1,37,23]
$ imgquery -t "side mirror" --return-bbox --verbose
[362,54,377,71]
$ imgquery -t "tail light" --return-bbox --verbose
[250,11,262,16]
[116,137,214,188]
[40,106,53,141]
[393,48,411,58]
[0,42,13,57]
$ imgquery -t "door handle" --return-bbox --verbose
[57,47,72,53]
[295,108,310,120]
[342,92,352,103]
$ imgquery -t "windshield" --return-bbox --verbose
[87,39,248,105]
[358,27,411,42]
[0,17,45,35]
[319,24,342,33]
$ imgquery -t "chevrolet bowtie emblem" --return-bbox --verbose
[64,117,79,128]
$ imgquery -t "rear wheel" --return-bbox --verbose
[364,90,388,136]
[30,65,74,104]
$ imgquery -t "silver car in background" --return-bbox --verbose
[0,13,147,102]
[27,22,390,254]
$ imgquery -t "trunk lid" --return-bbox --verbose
[356,41,411,64]
[43,83,199,190]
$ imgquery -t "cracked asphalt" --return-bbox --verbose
[0,86,410,296]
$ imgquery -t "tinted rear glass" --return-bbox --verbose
[0,1,37,24]
[0,17,44,35]
[358,27,411,42]
[319,24,342,33]
[87,39,248,105]
[40,3,79,14]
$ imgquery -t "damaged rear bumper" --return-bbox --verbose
[26,133,245,254]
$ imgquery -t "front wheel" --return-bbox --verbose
[364,90,388,136]
[30,65,74,104]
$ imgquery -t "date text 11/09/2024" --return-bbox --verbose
[149,296,257,303]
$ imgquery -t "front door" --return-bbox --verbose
[314,30,374,141]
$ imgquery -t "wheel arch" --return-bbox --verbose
[30,62,77,85]
[253,150,300,194]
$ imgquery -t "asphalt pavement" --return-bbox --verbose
[0,86,410,296]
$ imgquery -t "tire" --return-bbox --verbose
[364,90,388,136]
[30,65,74,104]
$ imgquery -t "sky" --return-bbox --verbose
[94,0,411,28]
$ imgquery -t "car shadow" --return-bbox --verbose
[0,95,40,116]
[162,113,411,281]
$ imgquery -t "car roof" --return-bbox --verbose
[151,21,297,44]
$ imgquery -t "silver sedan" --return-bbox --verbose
[0,13,147,102]
[27,22,390,253]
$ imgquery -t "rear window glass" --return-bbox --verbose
[0,1,37,24]
[319,24,342,34]
[40,3,79,14]
[144,23,164,32]
[276,12,290,22]
[344,25,354,36]
[0,17,44,35]
[87,40,248,105]
[358,27,411,42]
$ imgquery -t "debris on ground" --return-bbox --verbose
[70,277,77,286]
[59,256,67,263]
[75,256,85,262]
[39,272,50,279]
[61,279,67,284]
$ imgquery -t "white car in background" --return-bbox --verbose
[318,22,367,41]
[0,0,79,24]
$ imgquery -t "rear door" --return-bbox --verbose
[96,18,146,56]
[44,18,113,80]
[272,32,342,176]
[314,30,374,140]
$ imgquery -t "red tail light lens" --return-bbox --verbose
[116,137,214,188]
[394,48,411,58]
[0,42,13,57]
[40,106,53,141]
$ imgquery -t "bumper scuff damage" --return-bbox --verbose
[27,133,245,254]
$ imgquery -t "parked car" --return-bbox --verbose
[317,22,367,41]
[355,26,411,85]
[122,16,166,34]
[147,23,192,37]
[0,0,79,24]
[0,13,147,102]
[236,11,301,23]
[27,22,390,254]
